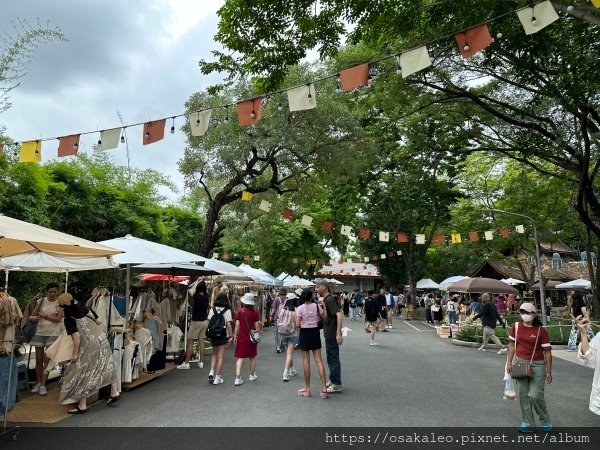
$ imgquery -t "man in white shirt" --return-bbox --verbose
[384,288,394,329]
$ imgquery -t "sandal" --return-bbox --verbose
[298,388,311,397]
[67,405,87,414]
[320,390,328,399]
[106,395,121,405]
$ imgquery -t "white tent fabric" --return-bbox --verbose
[97,234,205,264]
[438,275,469,291]
[501,277,527,285]
[201,259,252,281]
[327,278,344,285]
[0,214,121,257]
[277,272,289,281]
[0,251,117,272]
[283,276,315,287]
[416,278,439,289]
[555,279,591,290]
[238,264,282,286]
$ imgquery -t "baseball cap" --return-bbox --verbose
[519,302,537,313]
[286,292,297,300]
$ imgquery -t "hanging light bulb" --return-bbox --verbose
[144,131,150,139]
[396,65,402,75]
[250,110,256,118]
[97,139,102,145]
[73,142,78,150]
[196,112,200,125]
[170,117,175,134]
[121,128,126,143]
[531,16,538,26]
[335,77,342,94]
[307,84,313,103]
[224,106,229,123]
[566,5,573,12]
[497,32,503,39]
[277,102,283,111]
[463,42,470,51]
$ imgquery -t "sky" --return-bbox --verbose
[1,0,226,201]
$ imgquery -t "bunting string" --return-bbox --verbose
[0,1,573,162]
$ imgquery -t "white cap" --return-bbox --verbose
[241,293,255,305]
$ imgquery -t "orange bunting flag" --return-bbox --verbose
[339,64,369,92]
[433,234,445,245]
[359,228,371,240]
[320,258,326,265]
[143,119,166,145]
[237,97,263,126]
[397,232,409,243]
[500,227,510,239]
[322,221,333,232]
[388,252,394,257]
[451,233,462,244]
[282,208,294,221]
[371,255,378,261]
[244,255,251,262]
[241,191,253,201]
[57,134,80,157]
[455,24,493,59]
[469,231,480,242]
[223,253,230,260]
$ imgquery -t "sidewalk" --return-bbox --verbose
[552,347,593,368]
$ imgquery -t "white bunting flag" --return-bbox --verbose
[515,225,525,234]
[364,256,370,262]
[301,215,313,226]
[398,46,432,77]
[340,225,352,236]
[380,254,386,260]
[254,255,260,261]
[415,234,426,245]
[212,253,219,259]
[346,258,352,264]
[259,200,272,212]
[516,0,559,35]
[484,230,494,241]
[100,128,121,151]
[396,250,402,256]
[189,109,212,136]
[287,83,317,112]
[379,231,390,242]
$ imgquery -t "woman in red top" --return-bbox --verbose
[233,293,261,386]
[506,302,553,433]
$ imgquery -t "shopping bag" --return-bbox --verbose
[503,370,516,400]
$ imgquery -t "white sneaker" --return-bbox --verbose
[498,348,507,354]
[478,346,486,352]
[234,377,244,386]
[283,370,289,382]
[177,362,190,370]
[31,383,41,393]
[388,325,393,329]
[249,373,258,381]
[198,361,204,369]
[213,375,222,385]
[38,386,47,396]
[289,368,298,376]
[369,341,379,346]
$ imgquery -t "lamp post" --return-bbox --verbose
[489,209,547,326]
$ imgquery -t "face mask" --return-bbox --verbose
[521,314,534,322]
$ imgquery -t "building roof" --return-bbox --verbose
[539,240,578,255]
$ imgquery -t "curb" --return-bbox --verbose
[451,339,502,349]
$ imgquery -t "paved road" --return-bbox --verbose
[36,316,597,428]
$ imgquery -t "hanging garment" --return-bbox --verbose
[111,333,123,392]
[0,295,22,352]
[144,318,161,351]
[0,353,18,413]
[122,340,140,383]
[112,295,127,317]
[134,328,153,371]
[166,325,183,353]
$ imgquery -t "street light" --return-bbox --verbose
[488,208,547,326]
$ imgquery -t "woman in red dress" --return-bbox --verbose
[233,293,261,386]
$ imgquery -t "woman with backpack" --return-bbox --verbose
[233,293,261,386]
[295,289,328,399]
[206,293,233,385]
[278,292,299,381]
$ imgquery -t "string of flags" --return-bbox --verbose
[213,188,529,265]
[0,0,586,162]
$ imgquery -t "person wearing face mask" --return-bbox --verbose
[575,314,600,415]
[506,302,553,433]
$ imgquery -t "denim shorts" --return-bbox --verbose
[280,335,299,347]
[30,335,58,348]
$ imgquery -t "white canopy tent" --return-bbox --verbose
[327,278,344,285]
[416,278,439,290]
[283,276,315,288]
[501,277,527,286]
[200,259,252,281]
[555,279,591,290]
[439,275,469,291]
[238,264,282,287]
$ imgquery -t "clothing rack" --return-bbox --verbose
[0,338,19,443]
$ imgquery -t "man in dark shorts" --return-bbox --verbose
[355,290,364,317]
[376,287,388,332]
[364,290,380,346]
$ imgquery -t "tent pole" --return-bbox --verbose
[65,270,69,292]
[183,289,189,343]
[125,264,131,328]
[4,269,8,290]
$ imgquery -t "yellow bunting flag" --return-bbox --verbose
[18,140,42,163]
[241,191,253,201]
[484,230,494,241]
[516,0,559,35]
[258,200,272,212]
[415,234,426,245]
[451,233,462,244]
[287,83,317,111]
[515,225,525,234]
[189,109,212,136]
[301,215,313,226]
[379,231,390,242]
[397,46,432,78]
[310,259,317,265]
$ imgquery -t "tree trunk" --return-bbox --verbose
[197,198,225,256]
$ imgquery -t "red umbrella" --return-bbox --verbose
[140,274,189,282]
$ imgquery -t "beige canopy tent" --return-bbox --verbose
[0,215,121,257]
